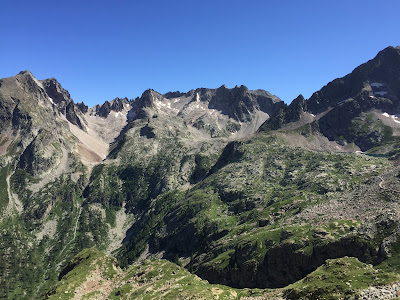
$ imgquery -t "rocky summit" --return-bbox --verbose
[0,46,400,299]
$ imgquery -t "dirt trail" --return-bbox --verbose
[378,176,385,189]
[378,174,400,193]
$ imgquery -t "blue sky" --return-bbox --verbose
[1,1,399,106]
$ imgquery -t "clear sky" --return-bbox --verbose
[1,0,399,106]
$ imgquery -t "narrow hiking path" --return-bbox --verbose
[378,174,400,193]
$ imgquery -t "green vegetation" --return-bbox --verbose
[46,248,119,300]
[0,217,46,299]
[2,128,397,298]
[284,257,400,299]
[112,259,241,300]
[0,165,9,211]
[347,113,395,150]
[46,248,271,300]
[112,134,391,288]
[45,249,400,300]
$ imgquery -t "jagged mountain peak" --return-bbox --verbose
[11,71,74,110]
[93,97,130,118]
[163,90,186,99]
[17,70,34,76]
[260,46,400,151]
[377,45,400,58]
[141,88,163,103]
[307,45,400,114]
[41,77,73,107]
[14,70,46,96]
[123,85,282,138]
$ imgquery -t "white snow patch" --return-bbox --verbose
[154,100,163,110]
[187,102,206,112]
[112,111,124,118]
[370,82,384,87]
[374,91,388,96]
[392,115,400,124]
[153,99,179,114]
[382,112,400,124]
[48,97,54,104]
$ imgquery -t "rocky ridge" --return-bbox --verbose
[1,47,400,299]
[261,46,400,151]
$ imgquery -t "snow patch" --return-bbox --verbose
[374,91,388,96]
[382,112,400,124]
[153,99,179,114]
[154,99,163,110]
[370,82,384,87]
[112,111,124,118]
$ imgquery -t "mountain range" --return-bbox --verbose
[0,46,399,299]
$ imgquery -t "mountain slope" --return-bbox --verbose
[260,46,400,152]
[46,249,400,299]
[1,47,400,299]
[0,71,284,298]
[45,248,258,300]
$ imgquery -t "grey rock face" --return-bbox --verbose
[260,46,400,150]
[308,46,400,114]
[261,94,306,131]
[95,97,130,118]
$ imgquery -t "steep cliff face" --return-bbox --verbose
[94,97,129,118]
[307,46,400,114]
[261,94,307,131]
